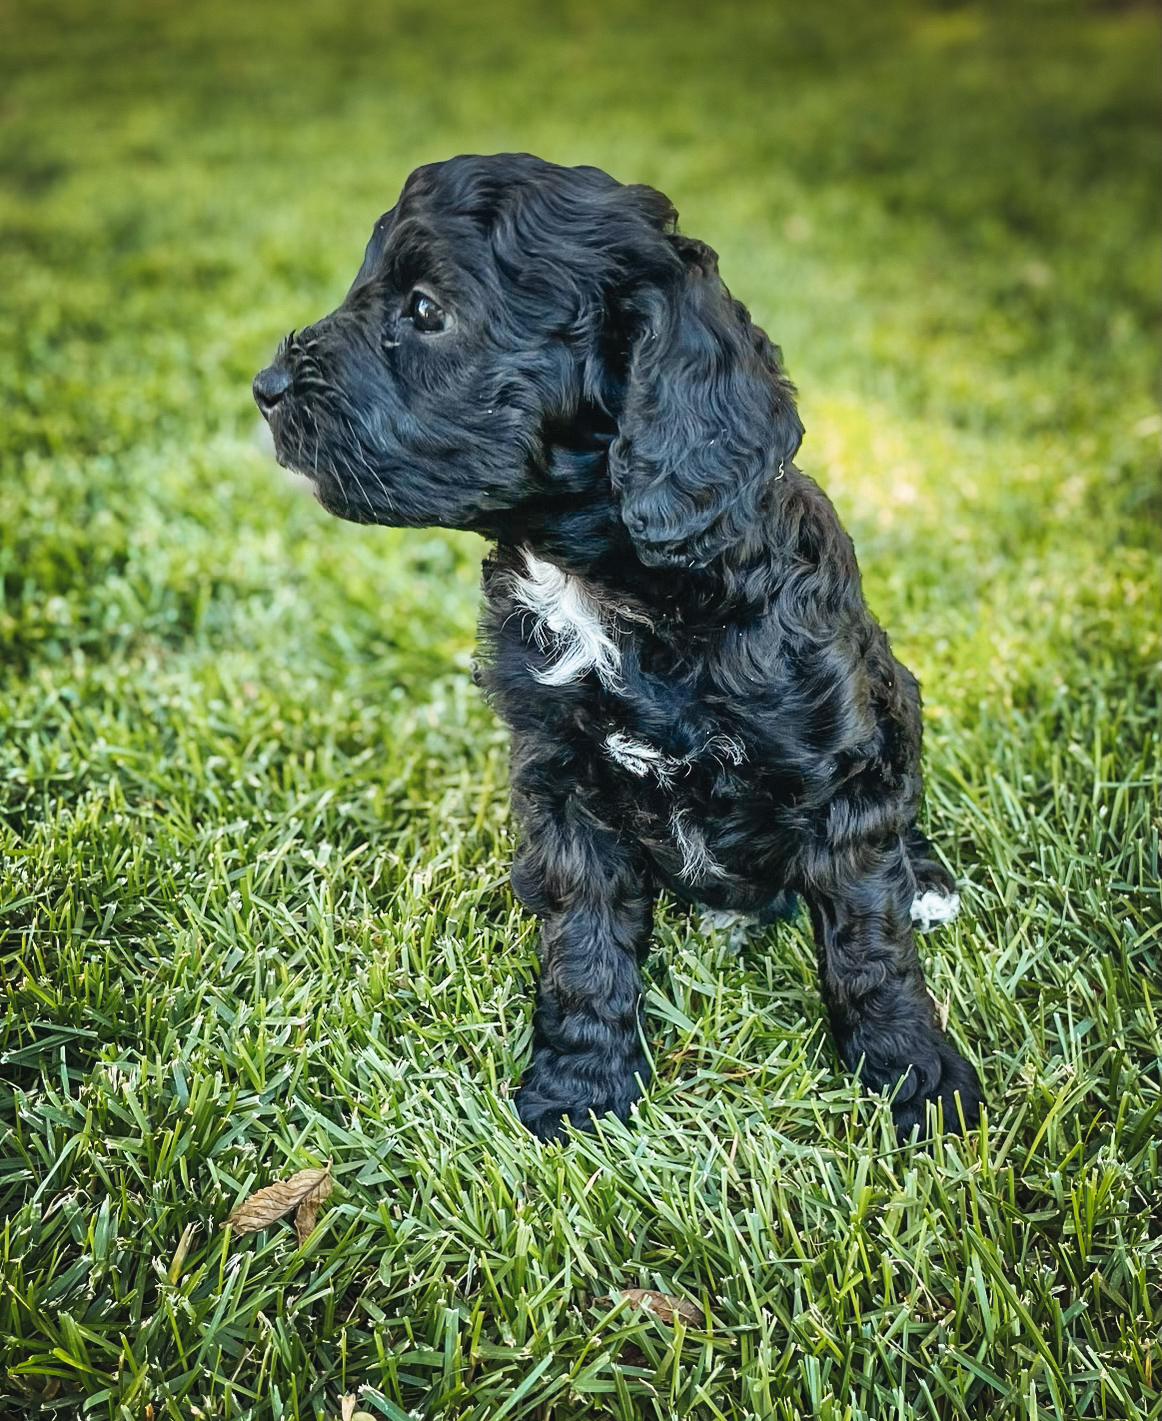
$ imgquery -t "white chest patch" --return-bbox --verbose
[511,550,622,691]
[910,889,961,933]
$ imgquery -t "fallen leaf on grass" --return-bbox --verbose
[225,1167,332,1240]
[619,1289,704,1327]
[339,1398,377,1421]
[293,1173,333,1246]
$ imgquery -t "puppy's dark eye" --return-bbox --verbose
[409,291,446,333]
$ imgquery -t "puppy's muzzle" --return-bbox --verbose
[252,362,292,419]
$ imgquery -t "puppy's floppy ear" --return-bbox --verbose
[609,237,803,569]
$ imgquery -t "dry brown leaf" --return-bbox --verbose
[294,1200,319,1246]
[619,1288,704,1328]
[340,1396,356,1421]
[225,1167,332,1237]
[293,1172,333,1246]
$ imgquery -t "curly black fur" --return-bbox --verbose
[254,153,983,1142]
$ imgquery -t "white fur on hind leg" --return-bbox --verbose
[910,889,961,933]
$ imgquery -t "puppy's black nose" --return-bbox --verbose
[252,364,291,418]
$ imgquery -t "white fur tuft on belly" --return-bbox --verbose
[605,733,682,784]
[603,731,747,785]
[670,809,728,884]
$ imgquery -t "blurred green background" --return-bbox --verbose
[1,2,1159,1419]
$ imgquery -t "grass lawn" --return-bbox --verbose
[1,1,1159,1417]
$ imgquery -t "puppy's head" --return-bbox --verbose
[254,153,802,566]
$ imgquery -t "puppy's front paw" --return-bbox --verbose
[515,1046,648,1142]
[841,1021,983,1139]
[878,1037,983,1139]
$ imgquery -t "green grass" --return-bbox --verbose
[1,1,1159,1417]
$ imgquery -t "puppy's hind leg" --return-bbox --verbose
[509,776,653,1142]
[805,836,982,1138]
[906,826,961,933]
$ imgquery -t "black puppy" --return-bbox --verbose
[254,153,983,1142]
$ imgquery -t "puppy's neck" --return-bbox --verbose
[499,530,773,632]
[490,450,800,625]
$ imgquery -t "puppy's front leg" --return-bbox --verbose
[806,839,983,1138]
[509,780,652,1142]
